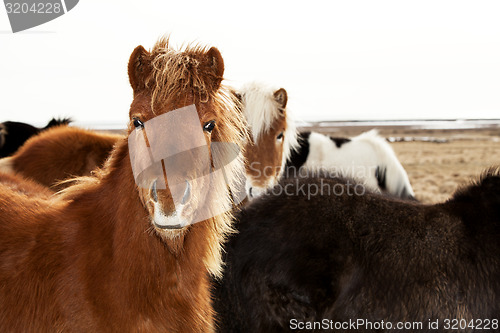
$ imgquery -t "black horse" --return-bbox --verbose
[0,118,71,157]
[214,169,500,332]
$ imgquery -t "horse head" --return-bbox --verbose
[126,39,246,249]
[237,82,297,199]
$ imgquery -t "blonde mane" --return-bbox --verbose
[147,37,222,109]
[145,38,248,175]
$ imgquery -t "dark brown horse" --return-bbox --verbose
[0,38,246,332]
[214,169,500,332]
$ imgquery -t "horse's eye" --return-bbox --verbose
[203,120,216,133]
[133,118,144,129]
[276,132,284,141]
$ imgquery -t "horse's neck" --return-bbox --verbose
[76,140,161,260]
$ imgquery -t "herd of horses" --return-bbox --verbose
[0,37,498,332]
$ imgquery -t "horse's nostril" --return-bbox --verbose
[150,180,158,203]
[249,187,253,198]
[181,180,191,205]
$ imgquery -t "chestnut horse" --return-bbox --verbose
[214,169,500,332]
[0,38,246,332]
[0,127,122,191]
[0,117,71,157]
[236,82,298,199]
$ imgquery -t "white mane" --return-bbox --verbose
[239,81,280,143]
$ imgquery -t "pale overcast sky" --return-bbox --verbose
[1,0,499,127]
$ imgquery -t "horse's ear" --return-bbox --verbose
[205,47,225,90]
[128,45,152,94]
[274,88,288,109]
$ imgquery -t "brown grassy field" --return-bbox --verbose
[313,127,500,204]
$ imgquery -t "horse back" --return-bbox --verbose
[10,126,121,190]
